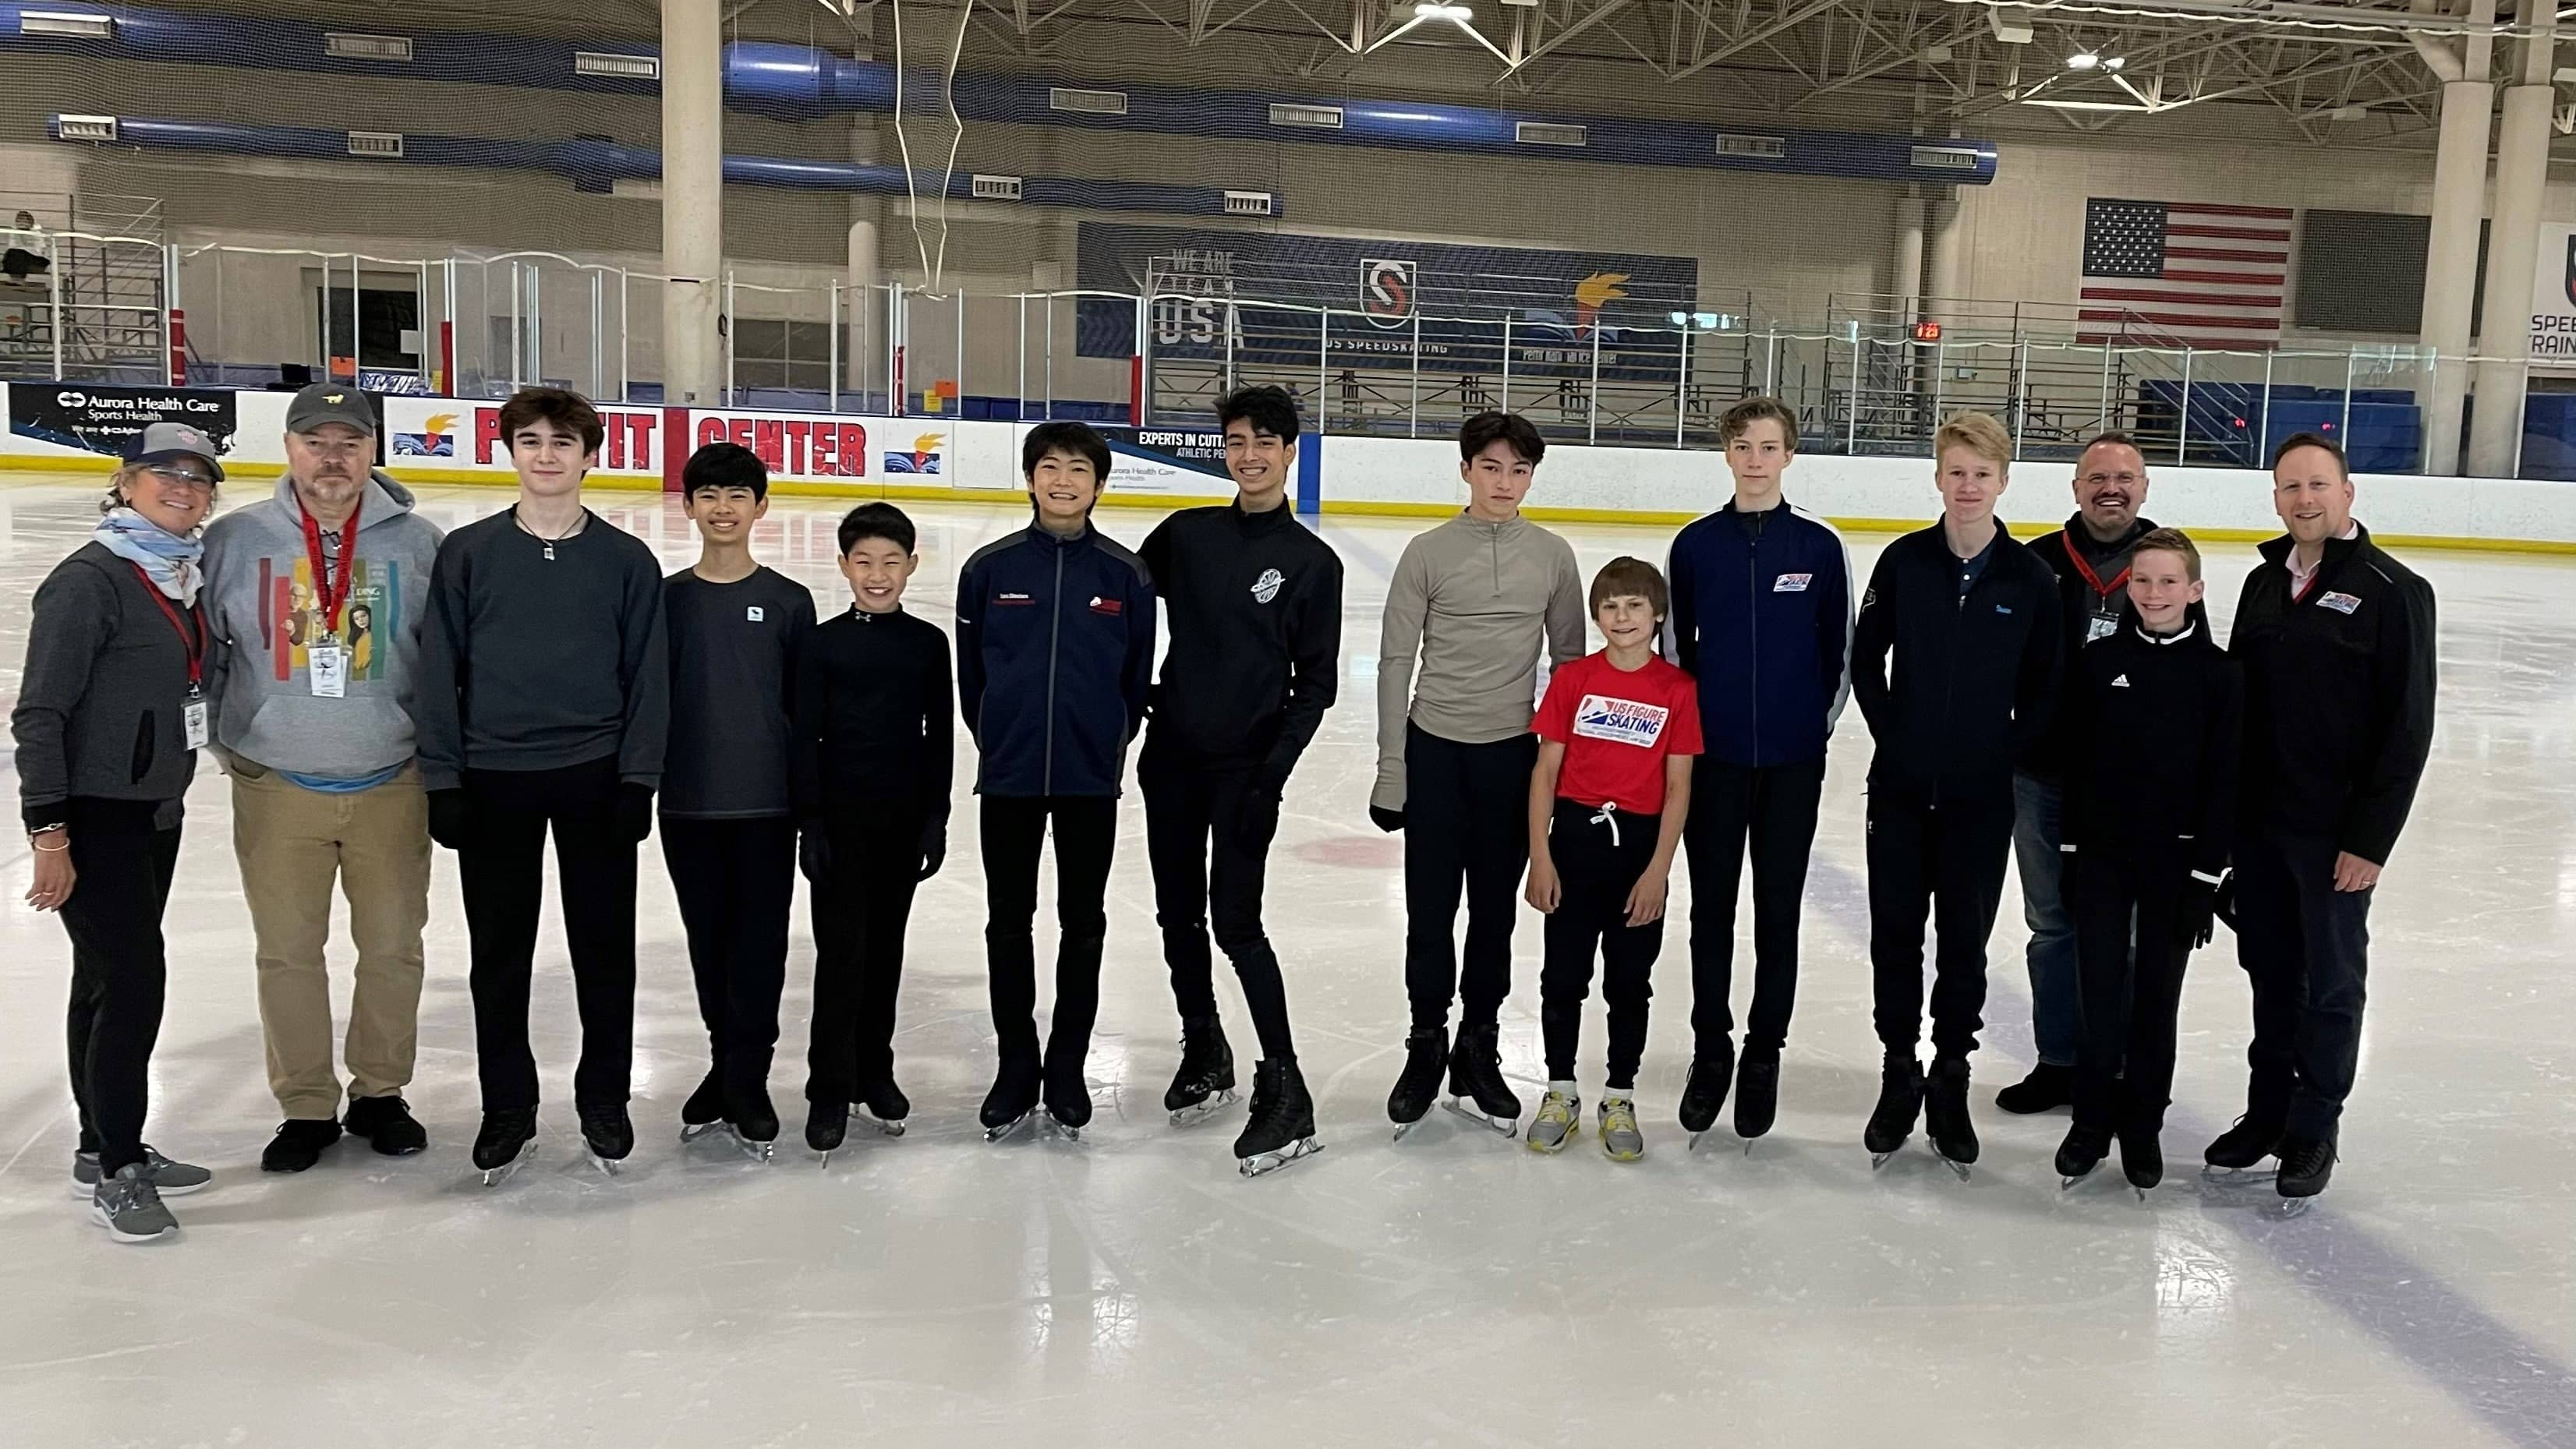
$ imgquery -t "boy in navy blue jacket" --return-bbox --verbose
[1662,397,1854,1149]
[956,422,1157,1142]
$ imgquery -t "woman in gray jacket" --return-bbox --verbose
[15,422,226,1242]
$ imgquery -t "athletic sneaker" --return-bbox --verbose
[72,1145,211,1198]
[91,1163,179,1242]
[1526,1090,1580,1154]
[1598,1095,1645,1162]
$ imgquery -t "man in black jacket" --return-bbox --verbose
[1850,412,2061,1179]
[1138,385,1343,1177]
[2001,432,2157,1116]
[2210,433,2436,1202]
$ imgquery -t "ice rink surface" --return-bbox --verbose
[0,473,2571,1449]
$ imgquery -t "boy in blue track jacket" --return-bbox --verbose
[955,422,1157,1142]
[1661,397,1855,1148]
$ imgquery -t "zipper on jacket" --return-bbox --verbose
[1043,542,1064,794]
[1745,525,1761,765]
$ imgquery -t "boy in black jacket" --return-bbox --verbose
[1661,396,1854,1146]
[956,422,1156,1142]
[2053,528,2240,1194]
[2212,434,2436,1202]
[793,503,952,1157]
[1138,385,1343,1177]
[1850,411,2061,1179]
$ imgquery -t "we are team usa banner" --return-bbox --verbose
[1074,224,1700,383]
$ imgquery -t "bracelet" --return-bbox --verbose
[31,836,69,853]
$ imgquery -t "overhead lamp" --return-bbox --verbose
[2103,55,2125,70]
[2066,50,2100,69]
[1414,2,1472,16]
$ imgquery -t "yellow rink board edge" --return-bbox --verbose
[7,455,2572,557]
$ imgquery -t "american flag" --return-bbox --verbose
[2079,197,2291,351]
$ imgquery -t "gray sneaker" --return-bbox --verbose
[1598,1095,1645,1162]
[1526,1090,1580,1154]
[91,1163,179,1242]
[72,1146,211,1198]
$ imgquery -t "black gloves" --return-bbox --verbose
[799,824,833,885]
[1369,805,1407,834]
[426,789,474,851]
[2186,870,2232,948]
[1236,769,1288,849]
[615,783,656,844]
[918,817,947,882]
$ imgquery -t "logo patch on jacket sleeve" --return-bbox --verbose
[2318,591,2362,616]
[1251,567,1285,604]
[1088,595,1124,617]
[1773,572,1812,593]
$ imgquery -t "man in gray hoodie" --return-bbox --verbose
[203,383,446,1172]
[1374,410,1587,1138]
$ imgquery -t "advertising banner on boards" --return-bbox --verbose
[1098,425,1232,495]
[8,383,240,460]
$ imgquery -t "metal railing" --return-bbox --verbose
[10,239,2537,476]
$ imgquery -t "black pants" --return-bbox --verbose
[1685,756,1825,1056]
[806,808,925,1103]
[57,799,182,1175]
[1539,800,1663,1090]
[1866,786,2015,1060]
[982,794,1117,1068]
[459,758,638,1111]
[2071,844,2194,1132]
[660,815,797,1101]
[1403,723,1538,1031]
[2233,831,2372,1138]
[1140,738,1295,1062]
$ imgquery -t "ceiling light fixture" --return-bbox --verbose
[2066,50,2100,68]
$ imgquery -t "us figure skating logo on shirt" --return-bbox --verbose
[1774,573,1811,592]
[1250,567,1284,604]
[1573,694,1668,748]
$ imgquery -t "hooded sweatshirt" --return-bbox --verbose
[203,468,446,784]
[1371,511,1586,811]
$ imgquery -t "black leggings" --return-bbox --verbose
[1539,800,1665,1090]
[981,794,1117,1069]
[2071,843,2193,1132]
[1865,786,2015,1061]
[57,800,182,1175]
[1141,738,1295,1062]
[660,816,797,1101]
[1403,724,1537,1031]
[459,757,639,1111]
[1685,757,1824,1056]
[807,809,925,1103]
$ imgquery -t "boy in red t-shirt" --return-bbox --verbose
[1525,557,1704,1161]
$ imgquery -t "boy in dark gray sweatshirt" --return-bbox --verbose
[415,387,670,1182]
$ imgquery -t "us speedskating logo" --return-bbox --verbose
[1250,567,1284,603]
[1774,573,1811,592]
[2318,591,2361,615]
[1572,694,1668,748]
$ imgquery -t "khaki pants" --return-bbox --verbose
[230,762,432,1120]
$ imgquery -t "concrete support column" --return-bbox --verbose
[2468,78,2553,476]
[660,0,724,406]
[1925,186,1971,318]
[848,109,884,403]
[1894,187,1927,319]
[2422,77,2495,475]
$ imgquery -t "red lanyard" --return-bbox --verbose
[2061,527,2131,600]
[299,496,362,633]
[129,563,205,688]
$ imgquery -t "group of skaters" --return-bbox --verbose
[16,376,2433,1244]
